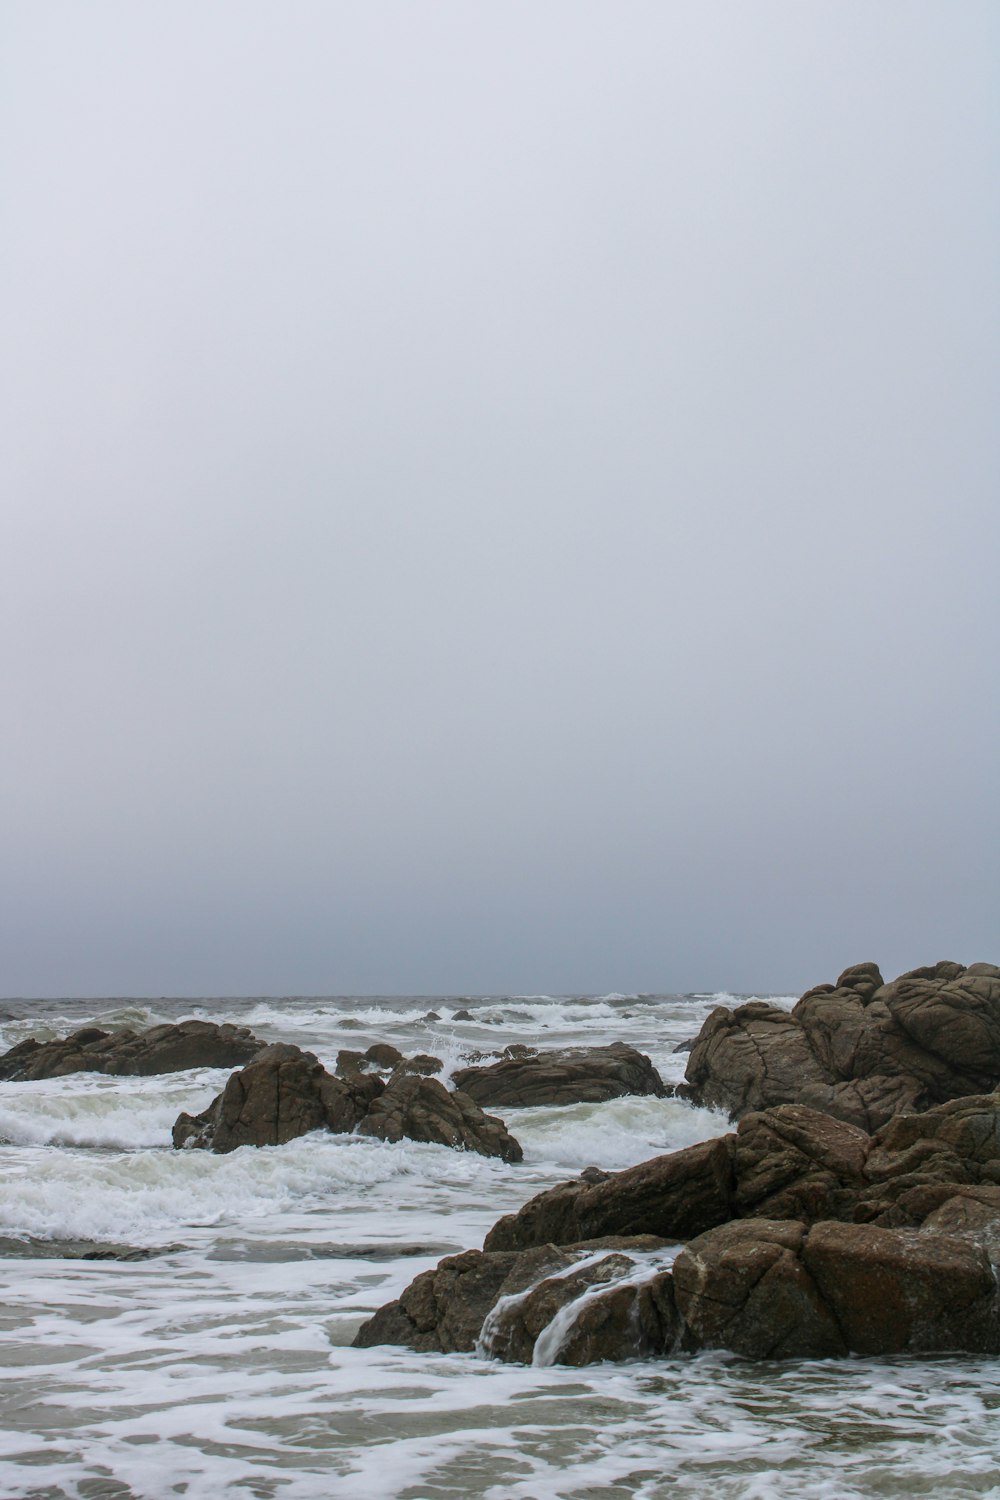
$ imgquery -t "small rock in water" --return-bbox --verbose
[364,1042,404,1069]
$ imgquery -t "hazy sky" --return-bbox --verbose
[2,2,997,997]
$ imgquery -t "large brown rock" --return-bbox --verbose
[684,961,1000,1130]
[672,1216,1000,1358]
[484,1135,735,1251]
[353,1236,675,1359]
[0,1020,267,1082]
[353,1245,577,1353]
[672,1219,846,1358]
[452,1042,664,1108]
[172,1046,524,1162]
[356,1075,523,1163]
[172,1044,384,1152]
[358,1093,1000,1364]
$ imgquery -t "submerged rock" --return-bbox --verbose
[452,1041,665,1108]
[0,1236,185,1262]
[684,960,1000,1130]
[0,1020,266,1081]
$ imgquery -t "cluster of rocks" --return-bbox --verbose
[684,960,1000,1132]
[172,1042,524,1161]
[356,1091,1000,1363]
[356,957,1000,1365]
[0,1020,265,1081]
[0,1018,666,1165]
[169,1039,664,1161]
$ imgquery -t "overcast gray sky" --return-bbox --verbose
[1,2,997,997]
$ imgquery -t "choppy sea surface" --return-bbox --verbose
[2,993,999,1500]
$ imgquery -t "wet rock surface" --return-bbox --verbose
[354,1236,674,1358]
[0,1020,267,1081]
[452,1041,665,1107]
[684,960,1000,1130]
[357,1075,523,1162]
[172,1044,385,1152]
[360,1083,1000,1364]
[172,1045,523,1161]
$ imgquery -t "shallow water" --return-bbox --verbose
[2,993,999,1500]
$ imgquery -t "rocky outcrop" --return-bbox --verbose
[357,1075,523,1162]
[452,1042,665,1108]
[485,1135,734,1250]
[673,1218,1000,1359]
[684,961,1000,1130]
[172,1044,384,1152]
[172,1045,523,1161]
[353,1236,675,1359]
[0,1020,266,1082]
[357,1091,1000,1363]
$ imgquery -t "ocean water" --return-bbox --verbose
[1,993,999,1500]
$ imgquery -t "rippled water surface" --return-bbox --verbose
[2,992,999,1500]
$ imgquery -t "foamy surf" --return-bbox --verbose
[2,991,998,1500]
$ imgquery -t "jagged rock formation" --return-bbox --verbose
[172,1044,522,1161]
[452,1042,665,1107]
[357,1075,522,1162]
[0,1020,266,1082]
[684,960,1000,1130]
[172,1044,384,1151]
[353,1236,671,1358]
[356,1088,1000,1363]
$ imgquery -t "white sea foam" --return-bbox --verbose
[2,990,998,1500]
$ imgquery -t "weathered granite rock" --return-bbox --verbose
[483,1095,1000,1250]
[484,1135,734,1251]
[353,1236,674,1357]
[672,1216,1000,1358]
[357,1075,522,1162]
[684,961,1000,1130]
[482,1251,672,1365]
[354,1245,574,1353]
[391,1053,443,1078]
[0,1020,266,1082]
[358,1092,1000,1363]
[672,1219,845,1358]
[365,1043,403,1070]
[173,1047,524,1162]
[452,1042,665,1108]
[172,1044,384,1152]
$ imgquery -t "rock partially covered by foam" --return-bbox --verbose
[452,1042,665,1108]
[352,1236,675,1359]
[0,1020,266,1081]
[684,960,1000,1130]
[172,1044,384,1152]
[357,1075,522,1162]
[172,1045,523,1161]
